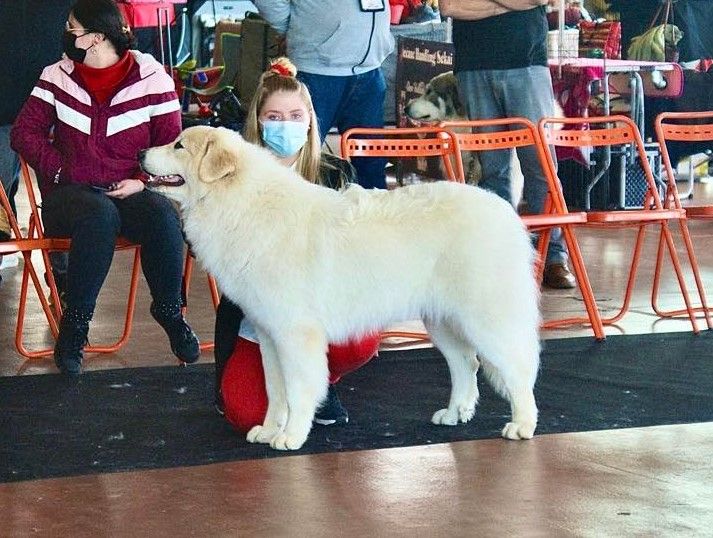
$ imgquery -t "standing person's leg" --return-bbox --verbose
[456,70,513,202]
[297,71,347,145]
[116,190,200,363]
[0,124,18,241]
[48,252,69,308]
[42,185,122,375]
[500,66,573,288]
[335,68,387,189]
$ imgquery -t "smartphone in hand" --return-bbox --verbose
[91,184,115,193]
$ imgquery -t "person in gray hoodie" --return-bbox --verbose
[253,0,394,189]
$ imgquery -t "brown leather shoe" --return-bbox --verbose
[543,263,576,289]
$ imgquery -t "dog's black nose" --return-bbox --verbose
[137,149,147,162]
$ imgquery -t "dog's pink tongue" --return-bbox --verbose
[149,174,185,187]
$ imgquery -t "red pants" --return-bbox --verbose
[221,334,381,432]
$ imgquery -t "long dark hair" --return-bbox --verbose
[71,0,136,56]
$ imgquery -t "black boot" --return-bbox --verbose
[150,301,200,364]
[53,307,92,376]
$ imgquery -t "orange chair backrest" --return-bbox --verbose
[655,111,713,143]
[340,126,464,182]
[539,116,636,148]
[440,117,539,152]
[441,117,568,215]
[654,111,713,209]
[539,114,665,210]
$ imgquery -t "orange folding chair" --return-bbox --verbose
[340,126,463,345]
[0,175,70,358]
[441,117,604,340]
[15,157,142,359]
[650,111,713,326]
[539,115,703,333]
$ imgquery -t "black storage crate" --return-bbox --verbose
[559,144,665,211]
[611,142,666,209]
[558,152,612,211]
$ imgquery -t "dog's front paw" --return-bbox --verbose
[501,421,536,440]
[458,405,475,423]
[270,432,307,451]
[431,408,459,426]
[432,405,475,426]
[246,425,280,444]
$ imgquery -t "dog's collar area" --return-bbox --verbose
[147,174,185,187]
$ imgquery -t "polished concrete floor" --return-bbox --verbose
[1,178,712,536]
[2,423,712,537]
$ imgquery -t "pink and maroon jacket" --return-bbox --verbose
[11,51,181,196]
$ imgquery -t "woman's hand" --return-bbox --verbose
[105,179,145,199]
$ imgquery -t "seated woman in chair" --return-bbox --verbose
[214,57,380,431]
[11,0,199,375]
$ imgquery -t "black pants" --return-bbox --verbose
[213,295,244,398]
[41,185,184,312]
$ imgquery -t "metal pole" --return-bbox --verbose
[157,7,166,67]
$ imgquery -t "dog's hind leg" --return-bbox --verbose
[425,319,480,426]
[269,325,330,451]
[246,333,288,445]
[475,330,540,440]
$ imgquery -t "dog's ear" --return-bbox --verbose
[446,75,465,118]
[197,135,236,183]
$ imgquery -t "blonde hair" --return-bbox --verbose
[244,57,322,183]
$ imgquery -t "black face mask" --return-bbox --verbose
[63,31,91,63]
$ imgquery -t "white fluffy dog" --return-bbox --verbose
[140,126,541,451]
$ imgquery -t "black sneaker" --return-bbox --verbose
[314,384,348,426]
[150,301,200,364]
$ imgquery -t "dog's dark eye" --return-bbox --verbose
[174,140,184,150]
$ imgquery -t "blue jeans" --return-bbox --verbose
[0,124,19,215]
[456,66,568,265]
[42,185,185,312]
[298,68,387,189]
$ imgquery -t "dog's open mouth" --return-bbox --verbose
[406,116,440,127]
[147,174,185,187]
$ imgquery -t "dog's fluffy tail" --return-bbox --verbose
[480,359,511,400]
[479,342,540,403]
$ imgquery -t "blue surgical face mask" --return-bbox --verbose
[260,120,309,158]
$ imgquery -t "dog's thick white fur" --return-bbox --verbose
[141,126,541,451]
